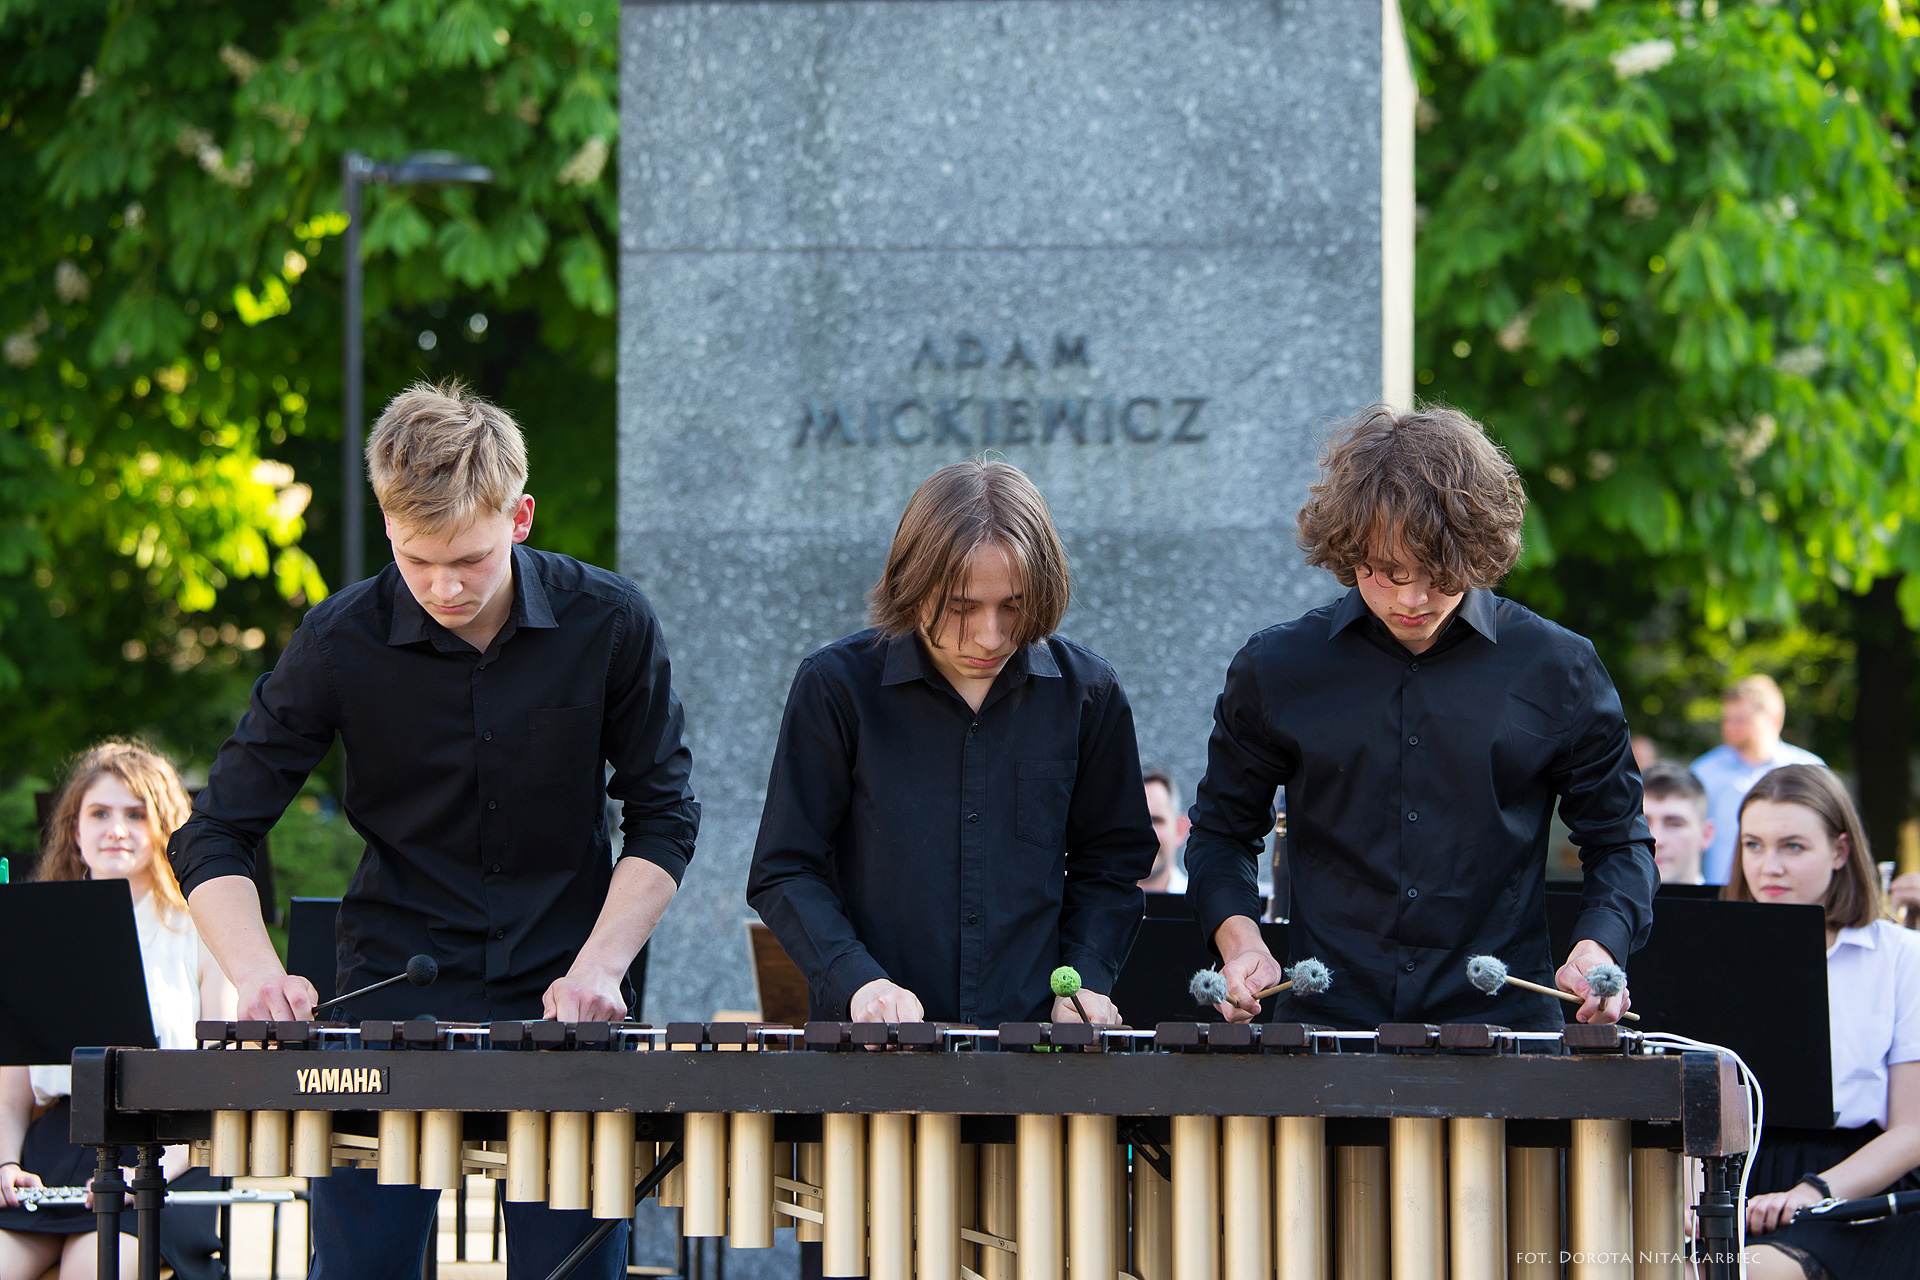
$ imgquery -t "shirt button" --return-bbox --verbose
[1407,888,1418,899]
[483,730,494,742]
[967,813,980,824]
[490,864,502,874]
[1404,961,1416,972]
[967,914,979,925]
[1409,662,1419,672]
[495,929,506,939]
[1408,735,1418,746]
[488,800,499,811]
[1407,811,1418,822]
[477,664,487,671]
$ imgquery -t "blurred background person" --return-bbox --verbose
[1631,732,1661,772]
[0,741,235,1280]
[1723,764,1920,1280]
[1893,870,1920,930]
[1692,674,1824,884]
[1641,760,1713,886]
[1139,767,1191,894]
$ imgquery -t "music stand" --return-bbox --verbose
[1112,917,1289,1026]
[0,880,156,1065]
[1546,891,1832,1127]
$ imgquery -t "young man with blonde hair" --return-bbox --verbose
[1187,404,1657,1030]
[748,460,1156,1026]
[170,381,697,1279]
[1691,673,1824,885]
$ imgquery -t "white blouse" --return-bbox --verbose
[30,889,211,1106]
[1826,918,1920,1129]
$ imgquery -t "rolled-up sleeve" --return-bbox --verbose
[1055,676,1156,995]
[746,661,889,1017]
[1554,643,1658,964]
[1186,637,1294,952]
[604,592,700,883]
[168,623,340,898]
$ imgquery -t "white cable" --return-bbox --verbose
[1642,1032,1764,1277]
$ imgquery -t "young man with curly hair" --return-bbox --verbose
[1186,404,1657,1030]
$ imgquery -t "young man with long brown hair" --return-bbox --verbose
[748,460,1157,1026]
[1187,404,1657,1030]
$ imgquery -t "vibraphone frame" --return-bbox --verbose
[71,1020,1751,1280]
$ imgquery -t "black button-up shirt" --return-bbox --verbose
[169,545,699,1022]
[1186,589,1656,1031]
[747,629,1156,1025]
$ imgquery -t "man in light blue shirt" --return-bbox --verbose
[1691,674,1824,883]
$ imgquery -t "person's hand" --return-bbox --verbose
[849,979,924,1025]
[1892,872,1920,926]
[0,1161,43,1209]
[1746,1180,1824,1236]
[543,966,627,1022]
[1052,991,1122,1025]
[1556,940,1630,1025]
[1212,928,1283,1024]
[236,971,318,1022]
[83,1166,133,1212]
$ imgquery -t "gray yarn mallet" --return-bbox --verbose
[1465,954,1640,1022]
[1188,958,1333,1007]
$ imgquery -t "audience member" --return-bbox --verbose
[0,741,236,1280]
[1640,761,1712,885]
[1893,870,1919,929]
[1691,675,1823,884]
[1631,733,1660,772]
[1139,768,1191,894]
[1722,764,1920,1280]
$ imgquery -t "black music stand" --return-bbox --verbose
[1546,891,1832,1127]
[1111,917,1289,1026]
[0,879,156,1065]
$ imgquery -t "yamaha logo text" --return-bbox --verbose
[295,1066,390,1095]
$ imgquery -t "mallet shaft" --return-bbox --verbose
[1252,979,1292,1000]
[1503,974,1640,1022]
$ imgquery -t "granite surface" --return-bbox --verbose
[619,0,1405,1033]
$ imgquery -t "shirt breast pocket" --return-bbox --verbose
[526,702,605,803]
[1015,759,1078,849]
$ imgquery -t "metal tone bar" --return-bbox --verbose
[1389,1117,1444,1280]
[422,1111,464,1191]
[292,1111,332,1179]
[1222,1116,1269,1280]
[1333,1146,1386,1280]
[592,1112,637,1220]
[822,1112,866,1277]
[1017,1114,1062,1280]
[795,1142,824,1243]
[918,1112,961,1280]
[377,1110,419,1185]
[682,1112,728,1236]
[1067,1114,1114,1280]
[1274,1116,1325,1280]
[1508,1147,1560,1280]
[1448,1117,1504,1280]
[251,1110,289,1178]
[1631,1148,1683,1280]
[1133,1141,1172,1280]
[1171,1115,1219,1280]
[1570,1119,1632,1278]
[981,1140,1017,1280]
[730,1111,776,1247]
[549,1112,591,1213]
[507,1111,548,1203]
[871,1113,914,1278]
[210,1109,248,1177]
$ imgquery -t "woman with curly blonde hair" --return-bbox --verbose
[0,740,235,1280]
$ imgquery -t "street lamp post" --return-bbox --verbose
[340,150,494,585]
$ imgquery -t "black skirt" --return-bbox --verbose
[0,1098,226,1280]
[1747,1124,1920,1280]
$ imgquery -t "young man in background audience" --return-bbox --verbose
[1138,767,1191,893]
[1691,675,1823,884]
[1640,760,1712,886]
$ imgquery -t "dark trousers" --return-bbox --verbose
[308,1168,629,1280]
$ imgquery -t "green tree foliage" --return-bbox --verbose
[1405,0,1919,629]
[0,0,620,786]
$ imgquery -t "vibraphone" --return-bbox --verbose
[72,1018,1750,1280]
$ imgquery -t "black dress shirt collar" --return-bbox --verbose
[877,631,1063,692]
[1326,586,1501,647]
[387,543,559,650]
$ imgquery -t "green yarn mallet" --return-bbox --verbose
[1050,966,1091,1023]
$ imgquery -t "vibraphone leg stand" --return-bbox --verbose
[542,1140,685,1280]
[133,1141,165,1280]
[93,1145,128,1280]
[1695,1154,1742,1280]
